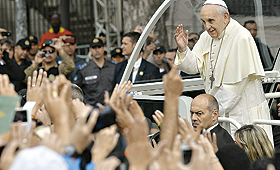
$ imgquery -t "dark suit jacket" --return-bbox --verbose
[112,59,161,86]
[210,124,235,150]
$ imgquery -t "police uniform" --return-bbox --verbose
[0,51,25,92]
[24,43,75,82]
[13,38,32,71]
[55,54,86,83]
[73,59,116,105]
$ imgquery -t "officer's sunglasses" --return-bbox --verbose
[43,49,55,54]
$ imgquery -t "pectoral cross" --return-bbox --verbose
[210,75,215,89]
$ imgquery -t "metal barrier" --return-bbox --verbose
[265,92,280,99]
[218,117,242,129]
[76,44,90,55]
[252,119,280,126]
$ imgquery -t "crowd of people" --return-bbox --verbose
[0,0,279,169]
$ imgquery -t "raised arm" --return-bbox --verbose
[174,24,189,53]
[160,65,183,149]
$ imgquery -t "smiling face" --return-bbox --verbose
[200,5,229,39]
[15,46,29,61]
[121,36,135,58]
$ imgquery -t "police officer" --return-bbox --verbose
[14,38,32,70]
[111,47,125,64]
[24,36,75,82]
[26,35,39,62]
[73,38,116,106]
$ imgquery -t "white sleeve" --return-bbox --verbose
[174,47,198,74]
[214,77,249,116]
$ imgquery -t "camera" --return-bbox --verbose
[14,107,31,125]
[44,39,54,45]
[63,37,75,44]
[1,32,11,37]
[41,53,50,58]
[87,106,116,133]
[181,142,192,164]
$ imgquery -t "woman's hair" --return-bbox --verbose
[235,125,274,162]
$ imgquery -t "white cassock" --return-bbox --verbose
[175,18,273,141]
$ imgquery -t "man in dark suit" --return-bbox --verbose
[191,94,234,149]
[112,32,161,85]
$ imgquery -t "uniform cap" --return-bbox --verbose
[111,47,124,58]
[27,35,38,44]
[153,45,166,54]
[90,38,104,48]
[16,38,31,50]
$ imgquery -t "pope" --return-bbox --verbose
[174,0,272,139]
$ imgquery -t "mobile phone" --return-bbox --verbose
[63,37,75,44]
[149,131,160,148]
[33,126,51,139]
[1,32,11,37]
[181,142,192,164]
[44,39,54,45]
[88,106,116,133]
[13,107,31,125]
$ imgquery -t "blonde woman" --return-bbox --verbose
[235,125,274,162]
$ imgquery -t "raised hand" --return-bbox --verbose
[91,125,119,164]
[174,24,189,53]
[10,121,36,150]
[104,81,133,107]
[177,141,212,170]
[95,156,121,170]
[32,51,45,68]
[178,117,202,142]
[0,74,17,96]
[0,140,20,170]
[72,98,86,118]
[41,133,64,154]
[35,104,51,126]
[52,36,67,51]
[70,105,98,154]
[197,135,223,170]
[124,117,165,170]
[152,110,164,126]
[27,69,47,108]
[128,100,145,120]
[202,129,218,153]
[163,65,183,97]
[43,77,71,145]
[106,92,134,134]
[0,28,8,40]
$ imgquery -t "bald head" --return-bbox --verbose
[193,94,219,112]
[190,94,219,131]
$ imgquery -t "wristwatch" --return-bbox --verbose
[64,144,80,158]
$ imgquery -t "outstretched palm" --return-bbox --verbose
[174,24,189,53]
